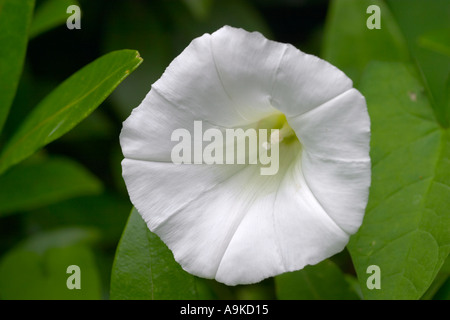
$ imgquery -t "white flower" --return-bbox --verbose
[120,26,371,286]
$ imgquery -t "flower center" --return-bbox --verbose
[274,119,297,143]
[257,113,298,150]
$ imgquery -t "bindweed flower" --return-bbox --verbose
[120,26,371,286]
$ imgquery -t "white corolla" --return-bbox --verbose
[120,26,371,286]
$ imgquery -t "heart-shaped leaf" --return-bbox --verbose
[348,61,450,299]
[322,0,409,84]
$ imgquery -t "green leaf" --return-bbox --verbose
[0,156,102,217]
[0,0,35,134]
[275,260,360,300]
[110,208,198,300]
[386,0,450,127]
[0,49,143,175]
[29,0,79,39]
[417,28,450,59]
[322,0,409,84]
[0,228,101,300]
[348,61,450,299]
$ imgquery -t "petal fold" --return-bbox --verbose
[271,43,353,117]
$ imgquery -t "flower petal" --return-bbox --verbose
[122,150,285,283]
[151,31,249,127]
[120,90,192,162]
[122,158,245,229]
[215,144,350,285]
[286,88,371,234]
[271,43,353,117]
[122,141,351,285]
[288,88,370,161]
[301,152,370,235]
[120,89,230,162]
[209,26,283,122]
[120,26,371,286]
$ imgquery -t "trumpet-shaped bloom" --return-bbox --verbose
[120,26,371,286]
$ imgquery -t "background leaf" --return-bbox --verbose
[0,155,102,217]
[275,260,360,300]
[386,0,450,126]
[322,0,409,84]
[110,208,198,300]
[0,228,101,300]
[348,61,450,299]
[0,0,35,134]
[29,0,79,39]
[0,49,142,175]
